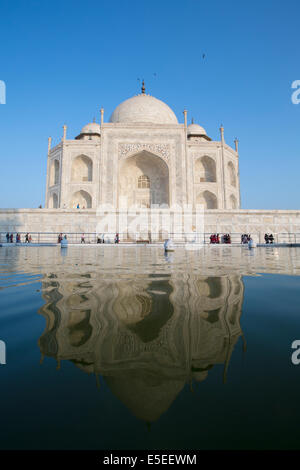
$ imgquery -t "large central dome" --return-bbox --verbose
[109,94,178,124]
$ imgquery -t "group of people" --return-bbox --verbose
[210,233,220,244]
[264,233,274,244]
[58,234,68,244]
[241,234,251,244]
[209,233,231,244]
[56,233,121,244]
[5,232,32,243]
[97,233,120,244]
[222,233,231,244]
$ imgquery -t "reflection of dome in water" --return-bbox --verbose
[104,371,185,422]
[38,272,245,422]
[191,370,209,382]
[67,310,93,347]
[113,292,152,324]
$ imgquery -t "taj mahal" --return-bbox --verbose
[45,82,240,211]
[0,84,300,241]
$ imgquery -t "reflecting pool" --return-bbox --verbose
[0,245,300,449]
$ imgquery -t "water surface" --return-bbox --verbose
[0,245,300,449]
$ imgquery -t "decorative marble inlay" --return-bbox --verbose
[119,143,170,163]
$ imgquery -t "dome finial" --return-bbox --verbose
[141,80,145,94]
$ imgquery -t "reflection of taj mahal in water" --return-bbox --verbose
[38,252,245,422]
[45,83,240,211]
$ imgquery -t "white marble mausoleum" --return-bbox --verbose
[45,83,241,211]
[1,84,300,240]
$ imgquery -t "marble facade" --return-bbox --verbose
[45,88,241,211]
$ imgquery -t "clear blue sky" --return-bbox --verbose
[0,0,299,209]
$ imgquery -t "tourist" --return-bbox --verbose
[264,233,269,244]
[6,232,9,243]
[10,233,13,243]
[16,233,21,243]
[223,233,231,244]
[58,233,62,243]
[269,233,274,244]
[77,203,80,209]
[241,234,249,244]
[25,233,29,243]
[114,233,119,244]
[81,234,85,244]
[28,234,32,243]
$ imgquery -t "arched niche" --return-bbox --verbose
[49,192,58,208]
[196,190,218,209]
[118,151,169,208]
[229,194,238,209]
[194,156,216,183]
[71,155,93,182]
[228,161,236,187]
[70,190,92,209]
[50,159,60,186]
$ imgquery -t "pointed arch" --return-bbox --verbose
[50,159,60,186]
[71,155,93,182]
[71,190,92,208]
[228,161,236,187]
[196,190,218,209]
[119,150,169,208]
[49,192,58,208]
[194,155,216,183]
[229,194,238,209]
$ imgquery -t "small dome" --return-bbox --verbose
[187,123,207,136]
[81,122,101,135]
[109,94,178,125]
